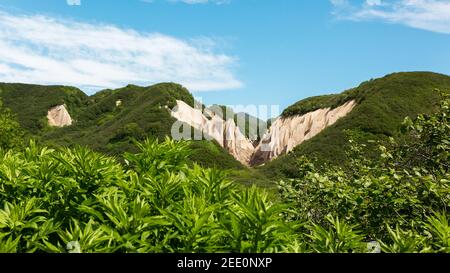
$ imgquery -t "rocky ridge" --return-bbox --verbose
[170,99,356,165]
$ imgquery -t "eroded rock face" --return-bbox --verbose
[170,100,255,165]
[47,105,73,127]
[251,100,356,165]
[224,119,256,164]
[170,99,356,166]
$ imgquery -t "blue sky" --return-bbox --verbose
[0,0,450,116]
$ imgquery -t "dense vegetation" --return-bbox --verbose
[279,92,450,252]
[261,72,450,179]
[0,99,24,150]
[0,83,86,134]
[41,83,195,155]
[0,82,251,173]
[0,92,448,253]
[2,72,450,186]
[0,137,293,253]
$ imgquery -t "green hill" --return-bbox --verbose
[0,82,247,173]
[260,72,450,179]
[42,83,195,155]
[0,83,87,133]
[2,71,449,186]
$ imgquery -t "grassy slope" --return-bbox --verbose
[3,72,448,186]
[41,83,195,155]
[260,72,450,179]
[0,83,87,133]
[0,82,267,184]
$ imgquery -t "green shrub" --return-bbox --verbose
[278,94,450,252]
[0,138,295,253]
[0,99,24,149]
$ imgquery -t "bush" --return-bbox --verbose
[0,138,295,253]
[278,93,450,252]
[1,84,449,253]
[0,99,24,149]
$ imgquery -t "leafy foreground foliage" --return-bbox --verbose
[0,99,24,150]
[0,138,297,253]
[0,94,449,253]
[279,93,450,253]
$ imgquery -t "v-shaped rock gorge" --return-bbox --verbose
[170,100,356,166]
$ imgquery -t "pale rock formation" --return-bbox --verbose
[224,119,256,164]
[170,100,255,165]
[170,99,357,166]
[251,100,356,165]
[47,104,73,127]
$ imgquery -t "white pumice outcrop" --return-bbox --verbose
[47,105,73,127]
[170,100,255,165]
[251,100,356,165]
[170,99,356,166]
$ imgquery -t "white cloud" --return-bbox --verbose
[142,0,231,4]
[330,0,349,6]
[174,0,230,3]
[0,10,242,93]
[67,0,81,6]
[366,0,382,6]
[330,0,450,34]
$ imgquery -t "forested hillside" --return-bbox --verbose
[261,72,450,179]
[0,91,448,253]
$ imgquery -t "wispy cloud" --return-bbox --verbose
[0,10,242,93]
[172,0,230,4]
[330,0,450,34]
[142,0,231,4]
[67,0,81,6]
